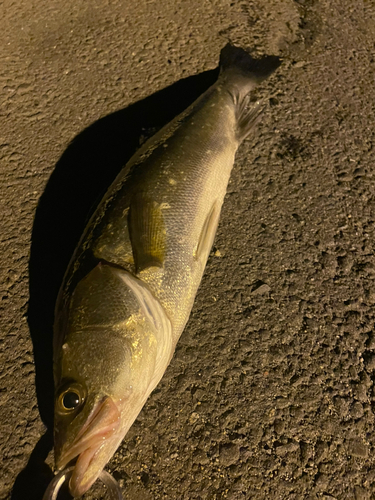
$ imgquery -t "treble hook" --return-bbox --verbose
[42,467,124,500]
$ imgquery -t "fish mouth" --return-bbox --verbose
[56,396,121,497]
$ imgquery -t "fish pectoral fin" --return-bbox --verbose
[128,193,166,273]
[117,268,171,336]
[194,200,221,263]
[113,267,174,382]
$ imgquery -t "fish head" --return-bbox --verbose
[54,386,121,497]
[53,327,139,497]
[53,264,170,497]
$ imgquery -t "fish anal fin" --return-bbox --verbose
[195,201,221,263]
[236,99,265,142]
[129,193,166,273]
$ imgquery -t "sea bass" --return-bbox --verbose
[53,44,280,497]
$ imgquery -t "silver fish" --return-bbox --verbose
[53,44,280,497]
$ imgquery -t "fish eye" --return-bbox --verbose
[62,390,80,410]
[57,382,86,414]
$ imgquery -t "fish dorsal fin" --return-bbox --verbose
[194,200,221,263]
[128,192,166,273]
[114,267,173,380]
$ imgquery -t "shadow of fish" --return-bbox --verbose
[52,44,281,497]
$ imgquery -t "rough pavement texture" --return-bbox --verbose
[1,0,375,499]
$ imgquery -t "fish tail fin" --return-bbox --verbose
[219,44,281,141]
[219,44,281,90]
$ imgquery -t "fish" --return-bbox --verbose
[53,44,280,497]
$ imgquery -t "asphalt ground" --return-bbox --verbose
[1,0,375,498]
